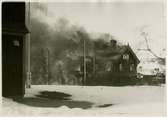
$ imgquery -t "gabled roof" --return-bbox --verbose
[96,44,140,64]
[123,45,140,64]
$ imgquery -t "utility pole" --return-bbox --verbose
[83,38,86,85]
[93,41,96,77]
[46,48,50,85]
[77,31,87,85]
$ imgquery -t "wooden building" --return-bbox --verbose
[2,2,30,97]
[97,40,139,73]
[83,40,140,86]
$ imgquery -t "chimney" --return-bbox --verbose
[110,39,117,48]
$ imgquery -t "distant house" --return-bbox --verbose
[96,40,139,73]
[77,39,140,86]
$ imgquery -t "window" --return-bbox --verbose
[119,63,122,71]
[105,62,111,71]
[105,62,113,72]
[138,66,142,72]
[123,54,129,60]
[154,68,159,74]
[130,64,134,72]
[13,40,20,46]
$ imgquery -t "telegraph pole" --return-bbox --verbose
[46,48,50,85]
[77,31,87,85]
[83,38,86,85]
[93,41,96,77]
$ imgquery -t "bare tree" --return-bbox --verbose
[137,26,165,64]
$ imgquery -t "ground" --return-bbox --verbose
[1,85,165,116]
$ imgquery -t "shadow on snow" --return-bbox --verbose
[12,91,94,109]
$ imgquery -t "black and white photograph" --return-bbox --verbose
[1,0,166,116]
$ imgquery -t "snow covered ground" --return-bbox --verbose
[1,85,165,116]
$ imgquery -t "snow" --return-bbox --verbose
[137,62,164,75]
[136,50,165,75]
[1,85,165,116]
[137,61,165,75]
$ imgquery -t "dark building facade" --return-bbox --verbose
[84,40,140,86]
[2,2,29,97]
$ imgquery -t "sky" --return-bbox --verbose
[31,1,166,58]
